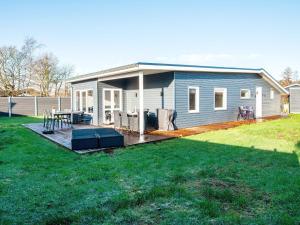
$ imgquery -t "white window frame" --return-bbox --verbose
[74,89,94,114]
[240,89,251,99]
[102,88,123,124]
[75,90,81,111]
[270,88,274,99]
[188,86,199,113]
[214,88,227,111]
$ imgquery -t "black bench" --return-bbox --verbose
[71,128,124,150]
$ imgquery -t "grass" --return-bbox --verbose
[0,115,300,224]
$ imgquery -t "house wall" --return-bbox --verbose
[71,79,99,125]
[98,72,175,125]
[174,72,281,128]
[287,87,300,113]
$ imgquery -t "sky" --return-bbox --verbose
[0,0,299,79]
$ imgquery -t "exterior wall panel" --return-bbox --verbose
[174,72,281,128]
[289,88,300,113]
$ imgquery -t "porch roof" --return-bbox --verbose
[67,62,288,94]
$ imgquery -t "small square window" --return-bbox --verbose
[214,88,227,110]
[240,89,251,99]
[188,87,199,113]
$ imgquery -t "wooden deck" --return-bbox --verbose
[24,115,282,154]
[24,123,172,154]
[147,115,282,137]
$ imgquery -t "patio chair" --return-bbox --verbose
[62,113,72,128]
[245,106,255,119]
[82,114,93,125]
[113,110,121,128]
[43,110,55,134]
[237,106,247,120]
[129,114,139,132]
[120,111,129,129]
[72,112,84,124]
[167,109,176,131]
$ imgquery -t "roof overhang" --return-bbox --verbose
[285,83,300,89]
[67,62,288,94]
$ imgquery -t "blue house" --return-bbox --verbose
[68,62,287,134]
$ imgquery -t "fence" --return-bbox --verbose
[0,97,71,117]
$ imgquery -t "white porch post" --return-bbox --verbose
[70,86,73,111]
[139,71,144,135]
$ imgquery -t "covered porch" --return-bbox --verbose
[99,71,175,134]
[72,69,175,136]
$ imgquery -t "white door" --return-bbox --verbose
[103,88,122,124]
[256,87,262,118]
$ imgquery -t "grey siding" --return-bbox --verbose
[289,88,300,113]
[174,72,281,128]
[122,73,174,113]
[72,79,98,125]
[97,73,175,125]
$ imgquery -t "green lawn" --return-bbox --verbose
[0,116,300,225]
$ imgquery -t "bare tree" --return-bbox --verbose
[0,38,40,96]
[0,38,72,97]
[52,66,73,97]
[20,38,41,95]
[33,53,57,96]
[33,53,72,96]
[279,67,294,87]
[293,70,299,83]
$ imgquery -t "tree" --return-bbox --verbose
[33,54,73,96]
[33,53,56,96]
[279,67,295,87]
[0,38,40,96]
[293,70,299,83]
[0,38,72,97]
[52,66,72,97]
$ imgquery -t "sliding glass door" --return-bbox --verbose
[75,90,94,114]
[103,88,122,124]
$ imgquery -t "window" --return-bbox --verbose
[270,88,274,99]
[114,90,120,109]
[240,89,251,99]
[81,91,87,112]
[87,90,94,113]
[75,90,94,113]
[188,86,199,113]
[75,91,80,111]
[214,88,227,110]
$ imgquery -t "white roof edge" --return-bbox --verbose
[67,63,287,94]
[260,69,288,94]
[285,83,300,88]
[67,66,140,83]
[138,63,261,74]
